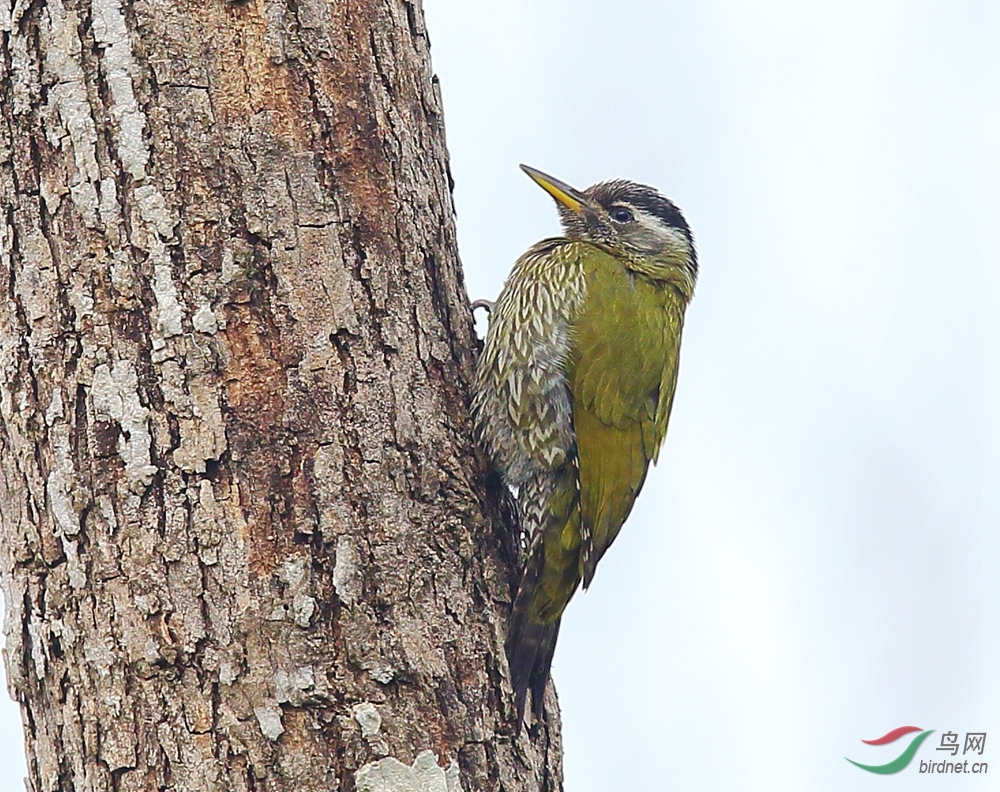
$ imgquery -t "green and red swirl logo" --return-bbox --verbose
[846,726,934,774]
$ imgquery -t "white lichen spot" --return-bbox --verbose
[368,666,396,685]
[109,251,138,300]
[172,374,227,474]
[355,751,464,792]
[291,593,316,628]
[67,270,95,322]
[274,666,316,706]
[218,661,238,686]
[90,0,149,179]
[82,632,114,679]
[44,388,82,537]
[49,617,76,655]
[39,173,65,217]
[16,230,58,350]
[276,557,317,627]
[98,177,120,223]
[220,247,237,284]
[152,264,183,338]
[332,535,362,606]
[69,183,100,226]
[27,620,48,679]
[353,702,388,757]
[446,762,461,792]
[132,593,159,615]
[352,702,382,739]
[134,185,177,239]
[43,386,64,425]
[190,479,221,555]
[192,303,218,334]
[61,537,87,589]
[40,0,100,224]
[0,578,25,693]
[253,700,284,742]
[46,467,80,536]
[91,360,158,489]
[279,555,308,588]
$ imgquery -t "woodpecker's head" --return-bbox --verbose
[520,164,697,284]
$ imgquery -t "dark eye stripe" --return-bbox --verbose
[625,192,688,233]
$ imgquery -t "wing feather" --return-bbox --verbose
[566,248,685,586]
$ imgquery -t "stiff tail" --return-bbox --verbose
[506,463,583,726]
[506,546,563,725]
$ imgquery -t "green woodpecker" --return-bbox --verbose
[472,165,697,724]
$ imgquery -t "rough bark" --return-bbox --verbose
[0,0,562,790]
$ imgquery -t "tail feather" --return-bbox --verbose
[507,464,582,726]
[528,616,560,723]
[506,546,562,724]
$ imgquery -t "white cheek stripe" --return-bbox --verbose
[635,211,685,243]
[619,206,692,258]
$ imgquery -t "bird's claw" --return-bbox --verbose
[471,299,495,315]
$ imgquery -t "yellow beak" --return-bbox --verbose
[520,164,589,215]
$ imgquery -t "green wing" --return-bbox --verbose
[567,246,685,587]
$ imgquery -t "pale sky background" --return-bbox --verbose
[2,1,999,789]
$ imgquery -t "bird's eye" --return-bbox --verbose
[611,207,634,223]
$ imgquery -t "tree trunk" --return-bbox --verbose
[0,0,562,789]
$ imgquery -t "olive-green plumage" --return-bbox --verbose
[472,166,697,725]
